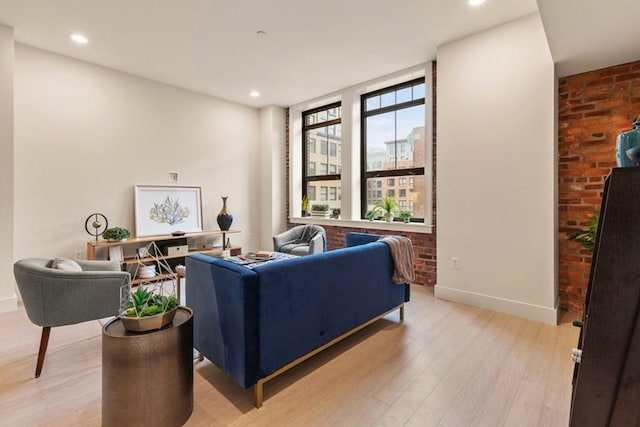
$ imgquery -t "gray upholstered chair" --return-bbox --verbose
[13,258,130,377]
[272,224,327,256]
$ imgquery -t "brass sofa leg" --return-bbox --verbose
[400,304,404,321]
[255,381,264,408]
[35,327,51,378]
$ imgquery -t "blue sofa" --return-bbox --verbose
[185,232,410,407]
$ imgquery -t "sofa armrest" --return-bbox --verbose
[186,254,260,388]
[273,228,300,251]
[308,233,326,254]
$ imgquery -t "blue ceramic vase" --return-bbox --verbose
[216,196,233,231]
[616,119,640,167]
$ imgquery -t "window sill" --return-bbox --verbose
[289,216,433,234]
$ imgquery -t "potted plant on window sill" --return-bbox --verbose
[310,204,330,218]
[399,210,412,223]
[365,209,380,221]
[376,197,397,222]
[301,195,310,217]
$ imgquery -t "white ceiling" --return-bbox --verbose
[0,0,638,108]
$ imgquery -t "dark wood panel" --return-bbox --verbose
[570,168,640,427]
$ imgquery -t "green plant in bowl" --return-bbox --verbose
[119,285,179,332]
[102,227,131,241]
[122,286,178,318]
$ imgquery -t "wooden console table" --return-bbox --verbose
[87,230,241,285]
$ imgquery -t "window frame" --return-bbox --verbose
[289,62,433,233]
[360,77,426,221]
[302,101,342,205]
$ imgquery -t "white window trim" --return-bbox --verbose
[289,62,433,234]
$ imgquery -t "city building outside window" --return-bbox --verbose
[320,186,328,201]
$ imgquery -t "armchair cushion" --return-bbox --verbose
[49,257,82,271]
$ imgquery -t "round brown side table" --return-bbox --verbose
[102,306,193,427]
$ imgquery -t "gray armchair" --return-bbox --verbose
[273,224,327,256]
[13,258,130,377]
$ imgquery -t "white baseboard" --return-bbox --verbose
[434,285,559,325]
[0,294,18,314]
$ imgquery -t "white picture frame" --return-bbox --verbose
[108,245,124,262]
[134,185,203,237]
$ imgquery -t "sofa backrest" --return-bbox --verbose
[252,240,407,377]
[345,231,382,247]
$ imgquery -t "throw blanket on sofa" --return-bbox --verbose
[378,235,416,285]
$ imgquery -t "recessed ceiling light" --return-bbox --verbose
[70,34,88,44]
[468,0,485,5]
[250,91,260,98]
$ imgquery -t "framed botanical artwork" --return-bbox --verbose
[134,185,203,237]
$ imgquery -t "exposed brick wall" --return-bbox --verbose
[285,64,438,287]
[559,60,640,312]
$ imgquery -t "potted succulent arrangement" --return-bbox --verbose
[310,203,330,218]
[399,210,412,223]
[119,285,178,332]
[102,227,131,241]
[331,208,341,219]
[375,197,397,222]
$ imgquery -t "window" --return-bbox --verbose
[320,186,328,201]
[307,185,316,201]
[307,137,316,154]
[362,78,425,221]
[303,102,342,208]
[293,64,432,226]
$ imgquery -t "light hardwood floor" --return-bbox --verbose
[0,285,579,426]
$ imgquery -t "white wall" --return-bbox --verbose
[0,25,16,313]
[435,14,558,324]
[258,106,287,249]
[13,44,260,265]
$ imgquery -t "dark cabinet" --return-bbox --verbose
[569,168,640,426]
